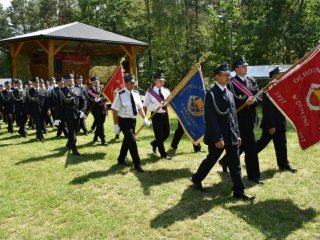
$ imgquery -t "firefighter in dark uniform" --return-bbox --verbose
[75,75,88,135]
[12,79,27,137]
[143,72,172,159]
[111,74,150,173]
[256,66,297,173]
[57,73,87,155]
[219,57,263,184]
[51,78,68,138]
[26,77,51,142]
[0,81,14,133]
[191,63,254,200]
[87,76,108,145]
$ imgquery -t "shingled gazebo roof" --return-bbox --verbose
[0,22,147,79]
[0,22,148,49]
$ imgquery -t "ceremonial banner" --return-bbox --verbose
[267,48,320,149]
[102,65,124,103]
[169,67,206,144]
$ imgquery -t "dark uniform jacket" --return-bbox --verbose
[58,86,87,120]
[204,84,240,146]
[88,87,107,115]
[229,75,260,129]
[75,84,88,113]
[0,89,14,114]
[12,88,27,115]
[26,88,50,118]
[260,93,286,131]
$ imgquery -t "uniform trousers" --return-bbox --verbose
[5,113,14,133]
[220,127,260,180]
[118,117,141,167]
[171,121,201,152]
[151,112,170,157]
[193,144,245,194]
[16,113,27,136]
[34,115,45,140]
[256,129,289,169]
[65,117,79,148]
[78,118,88,134]
[93,113,106,141]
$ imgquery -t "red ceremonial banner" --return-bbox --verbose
[267,48,320,150]
[102,65,124,103]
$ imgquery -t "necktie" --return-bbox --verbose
[245,77,252,89]
[130,91,137,116]
[159,89,166,110]
[223,89,230,103]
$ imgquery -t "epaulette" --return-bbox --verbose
[118,89,125,94]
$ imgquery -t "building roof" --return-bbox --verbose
[231,65,292,79]
[0,22,148,47]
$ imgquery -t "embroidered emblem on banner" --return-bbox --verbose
[306,83,320,111]
[188,96,204,116]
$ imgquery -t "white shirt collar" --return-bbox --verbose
[216,82,227,92]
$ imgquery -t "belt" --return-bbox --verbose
[151,112,167,115]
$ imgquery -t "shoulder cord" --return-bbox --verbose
[12,90,23,101]
[59,89,75,104]
[26,90,39,102]
[229,82,247,100]
[210,91,230,116]
[1,91,13,102]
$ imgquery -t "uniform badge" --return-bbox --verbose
[188,96,204,117]
[306,83,320,111]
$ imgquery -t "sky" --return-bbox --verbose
[0,0,11,9]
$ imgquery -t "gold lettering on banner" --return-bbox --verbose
[292,94,310,127]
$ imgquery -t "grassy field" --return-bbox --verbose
[0,109,319,239]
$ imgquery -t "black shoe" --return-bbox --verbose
[279,166,297,173]
[101,140,108,146]
[37,138,45,142]
[117,161,130,167]
[72,148,81,156]
[162,155,172,160]
[218,159,228,173]
[84,131,88,136]
[191,175,205,192]
[134,166,144,173]
[171,144,177,150]
[93,136,98,142]
[150,141,157,154]
[248,178,264,185]
[233,192,255,201]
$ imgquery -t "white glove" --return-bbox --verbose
[114,124,120,135]
[94,97,100,102]
[54,119,61,126]
[79,111,85,118]
[143,117,150,127]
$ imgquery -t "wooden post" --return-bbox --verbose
[130,46,137,79]
[48,40,55,79]
[9,42,24,79]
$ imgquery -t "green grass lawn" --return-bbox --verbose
[0,109,319,239]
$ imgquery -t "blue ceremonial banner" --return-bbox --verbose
[169,67,205,144]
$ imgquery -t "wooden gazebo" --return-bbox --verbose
[0,22,148,81]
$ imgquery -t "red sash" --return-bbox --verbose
[88,89,108,111]
[148,88,167,111]
[231,79,253,97]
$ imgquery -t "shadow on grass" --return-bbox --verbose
[69,164,128,185]
[15,141,106,166]
[228,199,317,239]
[134,168,193,195]
[150,182,235,228]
